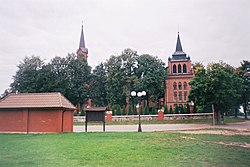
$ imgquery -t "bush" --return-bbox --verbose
[144,106,149,115]
[140,107,143,115]
[164,106,168,114]
[116,104,121,115]
[112,105,116,116]
[151,106,157,115]
[174,104,179,114]
[186,104,190,114]
[180,105,185,114]
[122,106,127,115]
[79,108,85,116]
[169,105,173,114]
[128,106,133,115]
[133,106,138,115]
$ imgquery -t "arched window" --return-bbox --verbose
[174,92,177,102]
[178,82,182,90]
[178,64,182,73]
[184,91,187,101]
[179,92,182,101]
[173,82,177,90]
[183,82,187,90]
[183,64,187,73]
[173,64,176,73]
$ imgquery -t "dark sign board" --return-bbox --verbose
[84,107,106,132]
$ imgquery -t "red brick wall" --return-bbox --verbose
[0,110,28,132]
[63,110,73,132]
[0,109,73,133]
[28,110,62,132]
[165,60,194,109]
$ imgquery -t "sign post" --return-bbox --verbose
[85,107,107,132]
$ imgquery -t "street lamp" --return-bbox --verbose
[131,90,146,132]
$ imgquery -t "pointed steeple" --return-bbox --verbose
[79,25,86,49]
[175,32,183,52]
[172,32,187,60]
[77,24,88,61]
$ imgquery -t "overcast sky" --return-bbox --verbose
[0,0,250,94]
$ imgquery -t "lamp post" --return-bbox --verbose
[131,90,146,132]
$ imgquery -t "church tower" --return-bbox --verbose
[165,33,194,109]
[77,25,88,61]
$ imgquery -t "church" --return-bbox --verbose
[165,33,194,109]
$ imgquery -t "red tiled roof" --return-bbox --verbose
[0,93,76,110]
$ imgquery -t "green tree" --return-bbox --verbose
[134,54,166,103]
[189,62,243,124]
[11,56,45,93]
[90,63,108,106]
[236,60,250,119]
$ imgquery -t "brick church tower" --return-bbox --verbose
[77,25,88,61]
[165,33,194,108]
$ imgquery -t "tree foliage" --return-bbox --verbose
[236,60,250,119]
[189,61,244,123]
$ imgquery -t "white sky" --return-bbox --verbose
[0,0,250,94]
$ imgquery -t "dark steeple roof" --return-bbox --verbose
[171,32,187,61]
[77,24,88,60]
[175,32,183,52]
[79,25,86,49]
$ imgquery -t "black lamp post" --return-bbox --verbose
[131,90,146,132]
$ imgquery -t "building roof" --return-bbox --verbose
[170,32,188,61]
[78,25,88,52]
[0,93,76,110]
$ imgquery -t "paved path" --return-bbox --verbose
[74,120,250,132]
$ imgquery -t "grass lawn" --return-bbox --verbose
[74,116,244,126]
[0,132,249,167]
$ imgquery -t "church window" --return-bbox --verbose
[174,92,177,102]
[173,82,177,90]
[179,92,182,101]
[183,82,187,90]
[184,91,187,101]
[178,82,182,90]
[183,64,187,73]
[178,64,182,73]
[173,64,176,73]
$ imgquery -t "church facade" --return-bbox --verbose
[165,33,194,109]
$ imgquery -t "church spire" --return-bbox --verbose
[79,25,86,49]
[176,32,183,52]
[77,24,88,61]
[172,32,186,59]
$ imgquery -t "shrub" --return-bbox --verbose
[151,106,157,115]
[122,106,127,115]
[144,106,149,115]
[180,105,185,114]
[186,104,190,114]
[140,107,143,115]
[116,104,121,115]
[169,105,173,114]
[79,108,85,116]
[128,106,133,115]
[174,104,179,114]
[133,106,138,115]
[112,105,116,116]
[164,106,168,114]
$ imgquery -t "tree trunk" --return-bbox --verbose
[234,108,238,118]
[243,104,248,120]
[215,111,220,125]
[221,111,224,124]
